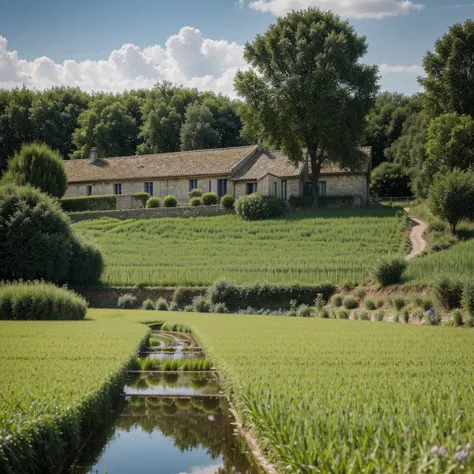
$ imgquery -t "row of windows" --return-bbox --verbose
[189,179,228,197]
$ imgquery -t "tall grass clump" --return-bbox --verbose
[141,299,155,310]
[432,275,465,310]
[0,281,87,320]
[462,281,474,317]
[117,294,138,309]
[364,299,376,310]
[374,255,407,286]
[331,294,343,307]
[343,297,358,309]
[155,297,168,311]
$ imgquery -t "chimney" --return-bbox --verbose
[89,147,99,164]
[257,138,262,152]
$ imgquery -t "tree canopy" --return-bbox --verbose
[234,8,378,198]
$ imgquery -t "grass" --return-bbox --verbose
[91,309,474,473]
[73,209,404,286]
[0,320,148,473]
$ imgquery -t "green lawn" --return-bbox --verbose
[0,320,148,473]
[90,309,474,473]
[74,209,404,286]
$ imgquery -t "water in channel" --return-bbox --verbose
[66,332,260,474]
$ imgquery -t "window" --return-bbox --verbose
[189,179,198,191]
[144,182,153,196]
[209,180,212,192]
[113,183,122,195]
[246,182,257,194]
[86,185,92,196]
[281,180,287,200]
[217,179,228,197]
[319,181,327,196]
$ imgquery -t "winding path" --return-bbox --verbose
[405,216,428,260]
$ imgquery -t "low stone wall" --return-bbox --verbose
[69,205,234,222]
[79,286,206,308]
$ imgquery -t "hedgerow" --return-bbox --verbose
[60,195,117,212]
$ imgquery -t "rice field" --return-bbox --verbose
[91,310,474,473]
[74,209,404,286]
[0,320,149,473]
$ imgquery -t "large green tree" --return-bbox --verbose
[180,102,221,151]
[234,8,378,199]
[420,20,474,119]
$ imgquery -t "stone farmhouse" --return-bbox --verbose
[63,144,372,204]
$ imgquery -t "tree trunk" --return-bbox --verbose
[308,149,320,206]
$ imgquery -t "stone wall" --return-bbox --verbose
[69,205,234,222]
[322,174,368,202]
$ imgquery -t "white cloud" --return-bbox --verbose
[379,63,424,73]
[248,0,424,19]
[0,28,246,97]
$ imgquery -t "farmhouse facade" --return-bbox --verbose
[63,144,372,203]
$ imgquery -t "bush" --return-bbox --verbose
[402,308,410,323]
[288,195,314,209]
[422,299,433,311]
[393,296,406,311]
[60,195,117,212]
[331,294,343,307]
[375,310,385,322]
[141,299,155,310]
[183,304,194,313]
[343,297,358,310]
[172,287,197,308]
[117,293,138,309]
[370,162,412,198]
[452,309,464,327]
[425,309,441,326]
[213,302,228,313]
[192,295,211,313]
[146,197,161,208]
[163,195,177,207]
[190,197,202,206]
[365,299,376,310]
[221,194,235,209]
[155,297,168,311]
[1,142,68,197]
[0,185,73,284]
[131,192,150,207]
[207,279,335,311]
[235,193,286,220]
[466,317,474,328]
[432,275,464,310]
[188,189,203,199]
[356,289,366,299]
[314,294,325,310]
[202,192,219,205]
[376,299,385,309]
[297,304,313,317]
[317,195,355,208]
[461,281,474,317]
[360,311,371,321]
[318,308,330,318]
[337,309,349,319]
[374,256,407,286]
[67,234,104,286]
[0,281,87,321]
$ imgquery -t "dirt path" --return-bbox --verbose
[405,216,428,260]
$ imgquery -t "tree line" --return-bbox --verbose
[0,82,247,171]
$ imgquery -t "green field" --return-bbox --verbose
[74,209,404,286]
[0,320,148,473]
[91,310,474,473]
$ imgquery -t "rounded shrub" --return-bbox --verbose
[155,297,168,311]
[452,309,464,327]
[235,193,286,220]
[393,296,406,311]
[192,295,211,313]
[331,294,343,307]
[360,311,371,321]
[337,309,349,319]
[356,288,366,299]
[213,302,228,313]
[201,192,219,205]
[190,197,202,207]
[188,189,203,199]
[1,142,67,197]
[117,293,138,309]
[297,304,313,317]
[0,281,87,320]
[433,275,464,310]
[373,256,407,286]
[67,234,104,286]
[318,308,330,318]
[163,195,177,208]
[343,297,358,310]
[221,194,235,209]
[142,299,155,310]
[364,299,376,310]
[172,287,193,309]
[375,310,385,322]
[132,192,150,207]
[146,197,161,208]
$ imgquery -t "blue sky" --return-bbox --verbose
[0,0,473,96]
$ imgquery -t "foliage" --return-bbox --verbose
[343,297,358,310]
[155,297,168,311]
[172,287,195,308]
[163,195,177,208]
[61,195,117,212]
[180,102,220,151]
[220,194,235,209]
[432,275,465,310]
[373,255,407,286]
[336,309,349,319]
[452,309,464,327]
[201,192,219,205]
[375,310,385,321]
[234,8,378,199]
[360,311,371,321]
[235,193,286,220]
[364,299,376,310]
[393,296,406,311]
[462,281,474,317]
[297,304,313,318]
[0,320,148,473]
[207,279,335,311]
[141,298,155,310]
[0,281,87,320]
[146,197,161,208]
[428,168,474,234]
[131,356,212,372]
[73,209,404,286]
[131,192,150,207]
[190,197,202,207]
[117,293,138,309]
[192,295,212,313]
[370,162,412,197]
[330,294,343,307]
[212,302,228,314]
[1,142,68,197]
[67,234,104,286]
[188,189,204,199]
[288,195,314,209]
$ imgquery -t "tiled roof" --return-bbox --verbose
[310,147,372,175]
[232,150,303,181]
[64,145,258,183]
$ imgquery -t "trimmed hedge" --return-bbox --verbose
[67,235,104,286]
[163,195,177,207]
[221,194,235,209]
[189,189,204,199]
[289,195,314,209]
[288,194,355,209]
[0,281,87,320]
[146,197,161,208]
[235,193,286,220]
[131,192,150,207]
[61,195,117,212]
[202,192,219,205]
[207,279,335,310]
[190,197,202,206]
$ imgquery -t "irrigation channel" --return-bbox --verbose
[65,327,261,474]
